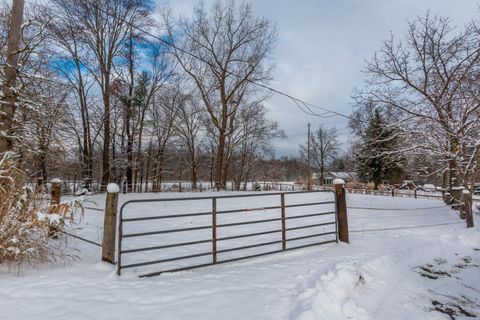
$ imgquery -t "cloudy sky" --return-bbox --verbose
[159,0,477,157]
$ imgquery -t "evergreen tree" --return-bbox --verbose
[355,109,404,189]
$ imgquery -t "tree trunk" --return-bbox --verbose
[215,131,226,190]
[222,147,231,190]
[101,92,111,190]
[0,0,24,153]
[144,141,153,192]
[209,146,215,188]
[191,161,197,191]
[39,150,47,183]
[153,151,164,192]
[126,137,133,192]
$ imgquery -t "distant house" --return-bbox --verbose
[316,172,356,185]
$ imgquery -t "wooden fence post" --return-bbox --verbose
[463,190,474,228]
[451,187,462,210]
[334,179,349,243]
[414,189,417,199]
[444,192,451,205]
[102,183,119,264]
[50,178,62,205]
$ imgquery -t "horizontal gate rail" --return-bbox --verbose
[285,201,334,208]
[216,205,281,214]
[123,211,213,222]
[285,211,335,220]
[121,201,335,222]
[217,217,282,228]
[121,239,213,254]
[123,225,212,238]
[119,190,332,205]
[122,252,212,269]
[138,240,338,278]
[117,190,338,277]
[216,240,283,254]
[121,222,339,256]
[217,229,283,241]
[286,221,336,231]
[287,231,337,242]
[287,239,337,251]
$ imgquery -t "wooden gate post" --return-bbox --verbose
[102,183,119,264]
[334,179,349,243]
[50,178,62,205]
[463,190,474,228]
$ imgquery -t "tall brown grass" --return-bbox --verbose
[0,152,77,272]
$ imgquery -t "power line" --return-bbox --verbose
[77,0,357,122]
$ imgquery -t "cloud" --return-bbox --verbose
[158,0,477,157]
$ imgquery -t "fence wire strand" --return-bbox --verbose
[350,221,465,233]
[59,230,102,247]
[347,203,462,211]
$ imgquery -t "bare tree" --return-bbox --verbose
[299,125,339,185]
[149,84,181,191]
[115,41,171,192]
[51,0,152,189]
[27,79,71,183]
[229,102,283,190]
[46,7,96,185]
[174,90,204,190]
[165,0,277,190]
[360,13,480,190]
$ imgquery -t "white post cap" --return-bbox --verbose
[333,179,345,185]
[107,183,120,193]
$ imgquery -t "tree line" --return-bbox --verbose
[0,0,287,191]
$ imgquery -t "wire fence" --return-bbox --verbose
[44,180,307,196]
[59,230,102,247]
[347,203,462,211]
[350,221,465,234]
[83,206,104,212]
[347,188,445,200]
[60,187,473,259]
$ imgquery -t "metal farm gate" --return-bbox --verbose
[117,190,338,277]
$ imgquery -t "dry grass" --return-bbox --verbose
[0,152,79,272]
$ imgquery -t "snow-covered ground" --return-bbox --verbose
[1,192,479,320]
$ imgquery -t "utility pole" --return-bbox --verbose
[307,123,312,191]
[0,0,25,153]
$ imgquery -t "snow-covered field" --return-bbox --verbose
[1,192,479,320]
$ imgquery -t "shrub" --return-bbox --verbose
[0,152,79,272]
